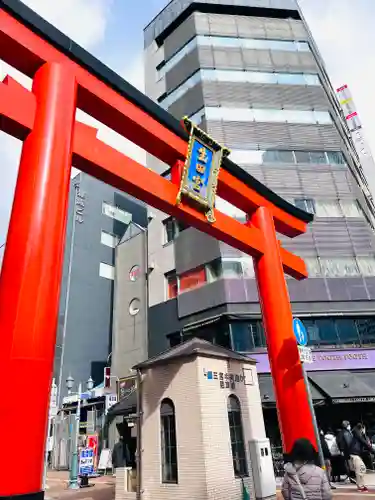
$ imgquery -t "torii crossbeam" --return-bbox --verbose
[0,1,316,499]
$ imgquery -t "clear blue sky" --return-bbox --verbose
[1,0,375,245]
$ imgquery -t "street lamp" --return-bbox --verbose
[87,376,94,391]
[66,375,94,489]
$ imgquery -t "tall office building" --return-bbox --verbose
[110,0,375,437]
[54,172,147,401]
[114,0,375,433]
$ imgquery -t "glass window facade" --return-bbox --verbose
[294,198,316,214]
[159,69,320,109]
[230,149,346,166]
[165,272,178,300]
[173,253,375,295]
[179,267,207,293]
[231,321,265,351]
[305,256,369,278]
[158,35,311,79]
[229,317,375,350]
[292,199,362,219]
[203,107,332,125]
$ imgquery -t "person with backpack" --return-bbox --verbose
[282,438,332,500]
[319,429,336,489]
[325,429,341,483]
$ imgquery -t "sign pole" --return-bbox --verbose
[301,363,325,468]
[42,379,57,491]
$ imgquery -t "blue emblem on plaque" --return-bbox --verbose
[177,117,230,223]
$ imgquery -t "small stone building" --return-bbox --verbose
[115,338,275,500]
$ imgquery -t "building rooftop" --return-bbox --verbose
[144,0,299,47]
[134,337,257,369]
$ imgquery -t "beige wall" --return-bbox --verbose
[140,355,266,500]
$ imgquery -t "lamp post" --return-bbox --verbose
[66,375,94,489]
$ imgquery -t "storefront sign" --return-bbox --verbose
[117,375,137,401]
[332,397,375,404]
[79,448,94,476]
[250,348,375,373]
[203,368,253,389]
[298,346,313,364]
[105,394,117,413]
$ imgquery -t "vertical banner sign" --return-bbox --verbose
[86,434,99,473]
[177,117,230,223]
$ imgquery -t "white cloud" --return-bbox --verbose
[121,56,145,93]
[21,0,112,49]
[0,0,114,244]
[299,0,375,158]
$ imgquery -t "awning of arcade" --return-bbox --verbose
[258,374,326,407]
[308,371,374,404]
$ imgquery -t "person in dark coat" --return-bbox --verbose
[349,423,373,491]
[336,420,354,481]
[360,426,374,471]
[112,436,131,472]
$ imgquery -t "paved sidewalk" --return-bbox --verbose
[277,473,375,499]
[45,470,114,500]
[47,470,375,499]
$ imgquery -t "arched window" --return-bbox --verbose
[227,395,248,477]
[160,398,178,483]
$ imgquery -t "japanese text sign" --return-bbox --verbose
[177,117,230,222]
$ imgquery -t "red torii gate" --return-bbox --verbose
[0,1,316,499]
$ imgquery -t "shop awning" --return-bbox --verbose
[258,374,326,406]
[107,390,137,417]
[308,371,375,404]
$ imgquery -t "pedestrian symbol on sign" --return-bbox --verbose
[292,318,308,346]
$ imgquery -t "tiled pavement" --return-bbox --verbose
[276,473,375,499]
[46,470,375,499]
[45,471,114,500]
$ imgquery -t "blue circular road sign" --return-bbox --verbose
[293,318,308,346]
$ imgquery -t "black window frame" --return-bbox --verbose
[160,398,178,484]
[227,395,248,478]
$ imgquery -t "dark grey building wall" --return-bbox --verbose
[54,173,147,401]
[112,225,148,378]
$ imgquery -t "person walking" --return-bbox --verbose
[282,438,332,500]
[319,429,336,490]
[112,435,131,476]
[337,420,354,482]
[361,426,374,471]
[325,429,341,483]
[350,423,373,492]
